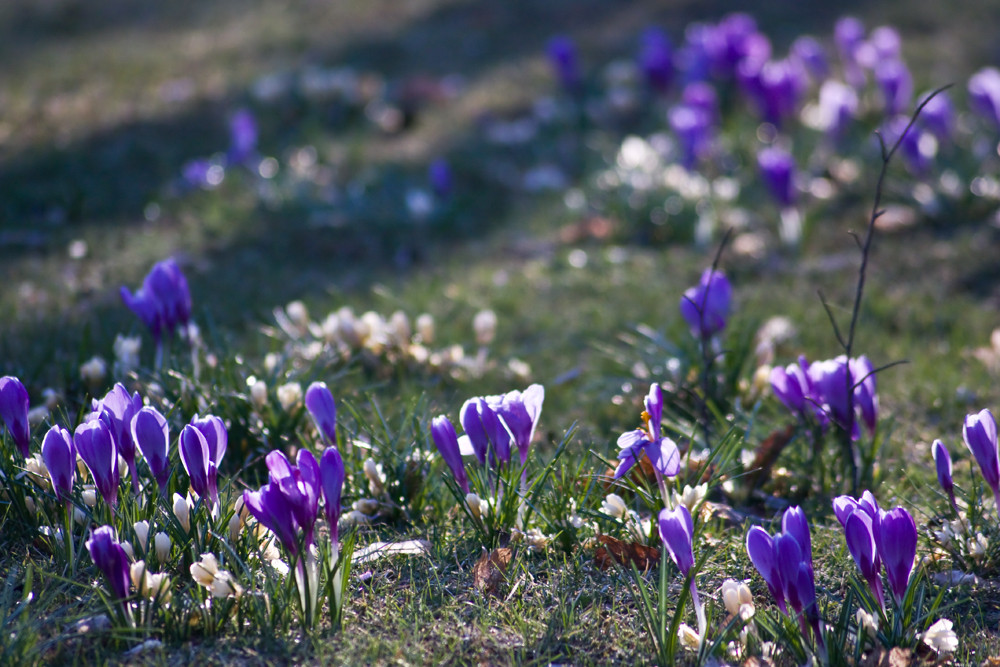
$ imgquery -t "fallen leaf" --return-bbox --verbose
[473,547,513,596]
[742,425,796,492]
[860,647,914,667]
[593,535,659,571]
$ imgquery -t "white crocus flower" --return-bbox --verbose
[921,618,958,655]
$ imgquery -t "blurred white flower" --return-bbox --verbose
[387,311,411,348]
[113,334,142,377]
[600,493,628,520]
[363,458,386,495]
[856,608,879,637]
[677,623,701,650]
[969,532,989,559]
[247,377,268,410]
[671,483,707,514]
[921,618,958,655]
[27,406,50,428]
[473,310,497,346]
[173,493,192,532]
[465,493,489,521]
[416,313,435,344]
[276,382,303,412]
[79,357,107,386]
[721,579,754,619]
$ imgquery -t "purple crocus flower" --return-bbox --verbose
[614,383,680,479]
[811,356,860,440]
[227,109,258,165]
[492,384,544,467]
[869,26,902,61]
[844,509,886,610]
[817,79,859,141]
[932,439,957,511]
[758,146,797,209]
[917,90,954,142]
[679,268,732,339]
[741,59,806,127]
[834,16,867,89]
[430,415,469,494]
[121,258,193,347]
[75,420,120,507]
[963,408,1000,512]
[320,446,344,547]
[267,450,321,550]
[0,376,31,459]
[875,507,917,605]
[746,526,786,613]
[305,382,338,447]
[775,532,823,648]
[86,526,131,602]
[460,396,509,466]
[95,383,143,492]
[547,36,580,92]
[428,158,453,199]
[638,27,674,93]
[770,364,807,415]
[790,35,828,81]
[131,406,170,496]
[875,59,913,116]
[968,67,1000,132]
[782,506,812,571]
[681,82,719,123]
[660,505,705,642]
[710,13,764,77]
[669,103,713,168]
[181,158,214,190]
[41,425,75,502]
[178,424,219,509]
[677,22,715,83]
[244,480,300,557]
[189,414,227,468]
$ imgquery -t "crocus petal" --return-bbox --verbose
[305,382,338,447]
[775,533,805,615]
[190,414,227,466]
[659,505,695,577]
[845,510,885,609]
[679,269,731,338]
[644,383,663,435]
[964,409,1000,494]
[648,437,681,477]
[179,424,212,503]
[932,439,954,497]
[832,495,860,528]
[782,506,812,569]
[41,425,75,502]
[243,485,299,557]
[431,415,469,494]
[876,507,917,605]
[75,420,119,507]
[320,446,344,546]
[132,407,170,494]
[746,526,785,612]
[0,376,31,458]
[614,429,649,479]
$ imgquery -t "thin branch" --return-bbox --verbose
[817,290,847,349]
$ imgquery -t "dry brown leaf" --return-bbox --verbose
[473,547,513,596]
[861,647,915,667]
[743,424,796,491]
[593,535,660,571]
[743,658,774,667]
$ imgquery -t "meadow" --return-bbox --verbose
[3,1,1000,664]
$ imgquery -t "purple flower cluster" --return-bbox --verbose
[244,382,345,555]
[0,376,31,459]
[120,258,192,346]
[746,507,823,648]
[430,384,545,491]
[770,355,878,438]
[833,492,917,608]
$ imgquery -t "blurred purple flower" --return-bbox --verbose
[875,507,917,605]
[431,415,469,494]
[121,258,193,348]
[963,408,1000,513]
[227,109,258,165]
[757,146,797,208]
[0,375,31,459]
[875,59,913,116]
[834,16,867,89]
[818,79,859,141]
[428,158,453,199]
[869,26,902,61]
[790,36,828,81]
[677,22,716,83]
[680,268,731,339]
[740,59,806,127]
[87,526,131,602]
[547,36,580,92]
[669,103,713,168]
[305,382,338,447]
[710,13,767,77]
[75,420,120,507]
[968,67,1000,131]
[851,356,879,435]
[131,406,170,496]
[244,479,300,557]
[41,425,75,502]
[917,90,954,141]
[638,27,673,92]
[681,82,719,123]
[320,446,344,547]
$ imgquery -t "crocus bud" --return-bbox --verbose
[276,382,303,412]
[758,146,796,209]
[190,553,219,588]
[363,458,385,495]
[600,493,628,520]
[248,378,268,409]
[659,505,695,577]
[416,314,435,344]
[132,406,170,496]
[305,383,338,446]
[0,376,31,459]
[96,383,143,492]
[875,59,912,116]
[721,579,754,619]
[430,416,469,494]
[179,424,218,509]
[74,420,120,507]
[746,526,786,613]
[154,532,171,562]
[932,439,957,510]
[465,492,488,521]
[875,507,917,605]
[968,67,1000,132]
[82,487,97,507]
[41,425,76,502]
[173,493,192,532]
[133,520,150,554]
[79,357,108,388]
[87,526,131,601]
[473,310,498,346]
[963,409,1000,514]
[320,446,345,547]
[547,35,580,92]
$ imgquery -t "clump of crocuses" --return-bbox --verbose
[746,506,825,657]
[771,354,879,439]
[120,258,193,368]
